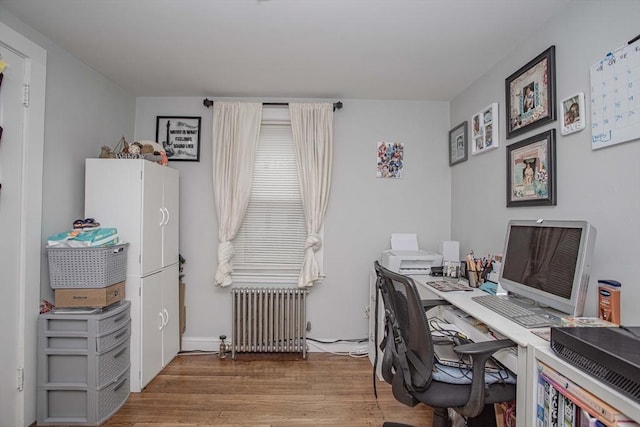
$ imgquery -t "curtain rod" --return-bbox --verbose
[203,98,343,111]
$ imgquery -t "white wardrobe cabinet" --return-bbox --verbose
[137,264,179,388]
[85,159,180,392]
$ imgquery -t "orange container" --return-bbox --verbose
[597,280,621,325]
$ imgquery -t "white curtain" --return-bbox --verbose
[212,102,262,287]
[289,103,334,288]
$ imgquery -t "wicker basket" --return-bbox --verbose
[47,243,128,289]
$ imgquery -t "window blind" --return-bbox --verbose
[232,123,306,283]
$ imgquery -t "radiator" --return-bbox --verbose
[231,288,308,359]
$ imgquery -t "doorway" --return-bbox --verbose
[0,22,46,426]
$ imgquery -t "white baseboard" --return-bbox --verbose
[181,336,219,352]
[306,340,368,355]
[180,336,369,355]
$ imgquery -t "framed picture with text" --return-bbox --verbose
[506,129,556,207]
[506,46,556,139]
[155,116,201,161]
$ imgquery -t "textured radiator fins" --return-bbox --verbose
[231,288,307,359]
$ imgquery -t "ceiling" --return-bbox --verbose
[2,0,573,101]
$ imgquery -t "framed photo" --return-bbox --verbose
[560,92,586,136]
[505,46,556,139]
[471,103,499,155]
[506,129,556,207]
[444,260,461,278]
[155,116,201,161]
[448,121,468,166]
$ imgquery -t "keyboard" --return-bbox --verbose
[471,294,555,328]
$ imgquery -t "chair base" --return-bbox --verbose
[433,407,450,427]
[467,404,497,427]
[383,404,497,427]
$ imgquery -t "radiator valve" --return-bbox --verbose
[219,335,228,359]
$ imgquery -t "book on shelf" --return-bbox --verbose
[549,383,560,426]
[561,394,578,427]
[538,362,637,426]
[537,375,547,427]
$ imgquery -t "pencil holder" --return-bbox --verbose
[467,268,482,288]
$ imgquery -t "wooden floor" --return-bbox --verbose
[100,352,433,427]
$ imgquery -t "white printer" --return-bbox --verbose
[381,249,444,275]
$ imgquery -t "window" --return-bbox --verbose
[232,122,308,284]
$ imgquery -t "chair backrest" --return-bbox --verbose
[374,261,436,399]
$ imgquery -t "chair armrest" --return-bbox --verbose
[452,338,515,356]
[421,299,451,311]
[451,338,516,418]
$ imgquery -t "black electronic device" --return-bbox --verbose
[430,266,444,276]
[550,326,640,403]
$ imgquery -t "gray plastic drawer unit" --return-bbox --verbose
[37,301,131,426]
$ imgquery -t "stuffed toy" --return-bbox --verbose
[99,146,116,158]
[128,143,141,154]
[133,140,168,165]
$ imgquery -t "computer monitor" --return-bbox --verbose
[498,219,597,316]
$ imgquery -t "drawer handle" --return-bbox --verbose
[113,346,127,358]
[113,375,128,391]
[113,314,127,323]
[112,246,125,254]
[114,329,128,341]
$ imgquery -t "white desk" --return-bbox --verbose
[411,276,549,427]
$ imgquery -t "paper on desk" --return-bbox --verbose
[391,233,419,251]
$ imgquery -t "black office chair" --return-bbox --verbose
[373,261,517,427]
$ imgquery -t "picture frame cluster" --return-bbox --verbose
[448,45,563,208]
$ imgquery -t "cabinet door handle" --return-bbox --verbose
[159,207,166,226]
[163,308,169,327]
[163,208,170,226]
[158,311,165,330]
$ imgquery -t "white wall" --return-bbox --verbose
[0,8,137,302]
[135,97,451,348]
[450,0,640,324]
[0,8,136,425]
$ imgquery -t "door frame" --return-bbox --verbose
[0,22,46,426]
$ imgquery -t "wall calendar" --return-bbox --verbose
[590,36,640,150]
